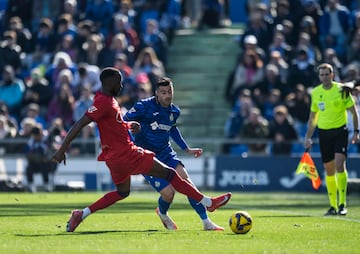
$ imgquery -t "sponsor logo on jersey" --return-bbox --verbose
[87,106,97,113]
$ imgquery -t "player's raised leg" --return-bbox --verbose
[148,158,231,212]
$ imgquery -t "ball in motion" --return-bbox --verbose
[229,211,253,234]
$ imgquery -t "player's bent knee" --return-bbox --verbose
[117,190,130,198]
[160,186,175,202]
[166,168,176,182]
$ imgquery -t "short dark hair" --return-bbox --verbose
[100,67,123,83]
[157,77,172,88]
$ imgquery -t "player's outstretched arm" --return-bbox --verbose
[52,115,93,164]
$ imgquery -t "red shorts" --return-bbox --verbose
[105,147,155,185]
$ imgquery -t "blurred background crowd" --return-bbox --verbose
[0,0,360,159]
[223,0,360,156]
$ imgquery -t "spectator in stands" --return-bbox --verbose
[341,63,360,83]
[299,15,321,51]
[98,32,135,68]
[346,28,360,66]
[140,19,168,66]
[268,50,289,85]
[224,89,254,139]
[55,14,78,47]
[23,68,52,119]
[28,18,56,69]
[288,47,317,90]
[268,105,298,155]
[57,34,78,63]
[72,62,101,96]
[133,47,165,91]
[319,0,351,61]
[228,49,264,105]
[277,19,297,47]
[0,115,13,140]
[322,48,343,81]
[54,68,74,94]
[239,107,269,155]
[114,0,137,29]
[12,117,36,153]
[4,0,33,30]
[73,84,94,122]
[255,63,287,101]
[85,0,114,37]
[22,103,47,129]
[0,65,25,119]
[78,33,103,66]
[136,72,154,100]
[0,30,22,74]
[0,102,18,138]
[348,12,360,44]
[260,88,283,121]
[272,0,303,30]
[285,83,310,137]
[301,0,323,32]
[241,34,266,61]
[61,0,83,24]
[31,1,62,32]
[198,0,222,29]
[0,112,17,155]
[45,51,77,89]
[109,13,140,55]
[295,32,321,64]
[75,19,95,53]
[25,124,53,192]
[159,0,181,45]
[268,31,293,63]
[241,11,273,52]
[7,16,32,54]
[47,82,75,130]
[113,53,133,81]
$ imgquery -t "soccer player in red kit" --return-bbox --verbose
[52,67,231,232]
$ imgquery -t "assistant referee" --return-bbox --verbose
[304,63,359,216]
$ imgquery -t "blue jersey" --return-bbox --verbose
[124,96,190,191]
[124,96,188,155]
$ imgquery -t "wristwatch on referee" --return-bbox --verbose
[354,129,360,134]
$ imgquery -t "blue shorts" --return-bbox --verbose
[143,147,182,192]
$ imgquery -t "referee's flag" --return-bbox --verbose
[296,152,322,190]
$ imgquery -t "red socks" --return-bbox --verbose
[89,191,123,213]
[168,170,203,202]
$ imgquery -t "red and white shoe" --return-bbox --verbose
[204,220,224,231]
[66,210,83,232]
[156,207,178,230]
[207,192,232,212]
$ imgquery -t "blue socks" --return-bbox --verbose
[158,196,208,220]
[188,197,207,220]
[158,196,171,214]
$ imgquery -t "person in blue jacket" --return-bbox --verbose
[124,77,224,231]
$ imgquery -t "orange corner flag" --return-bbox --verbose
[296,152,321,190]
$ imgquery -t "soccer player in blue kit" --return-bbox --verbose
[124,77,224,230]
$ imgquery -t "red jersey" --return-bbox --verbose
[85,92,142,161]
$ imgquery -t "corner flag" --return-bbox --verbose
[296,151,321,190]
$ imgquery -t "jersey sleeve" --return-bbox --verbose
[345,94,355,108]
[124,101,146,121]
[170,126,189,150]
[85,96,110,121]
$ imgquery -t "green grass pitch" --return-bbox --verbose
[0,191,359,254]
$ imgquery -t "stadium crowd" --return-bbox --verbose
[224,0,360,156]
[0,0,184,155]
[1,0,360,159]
